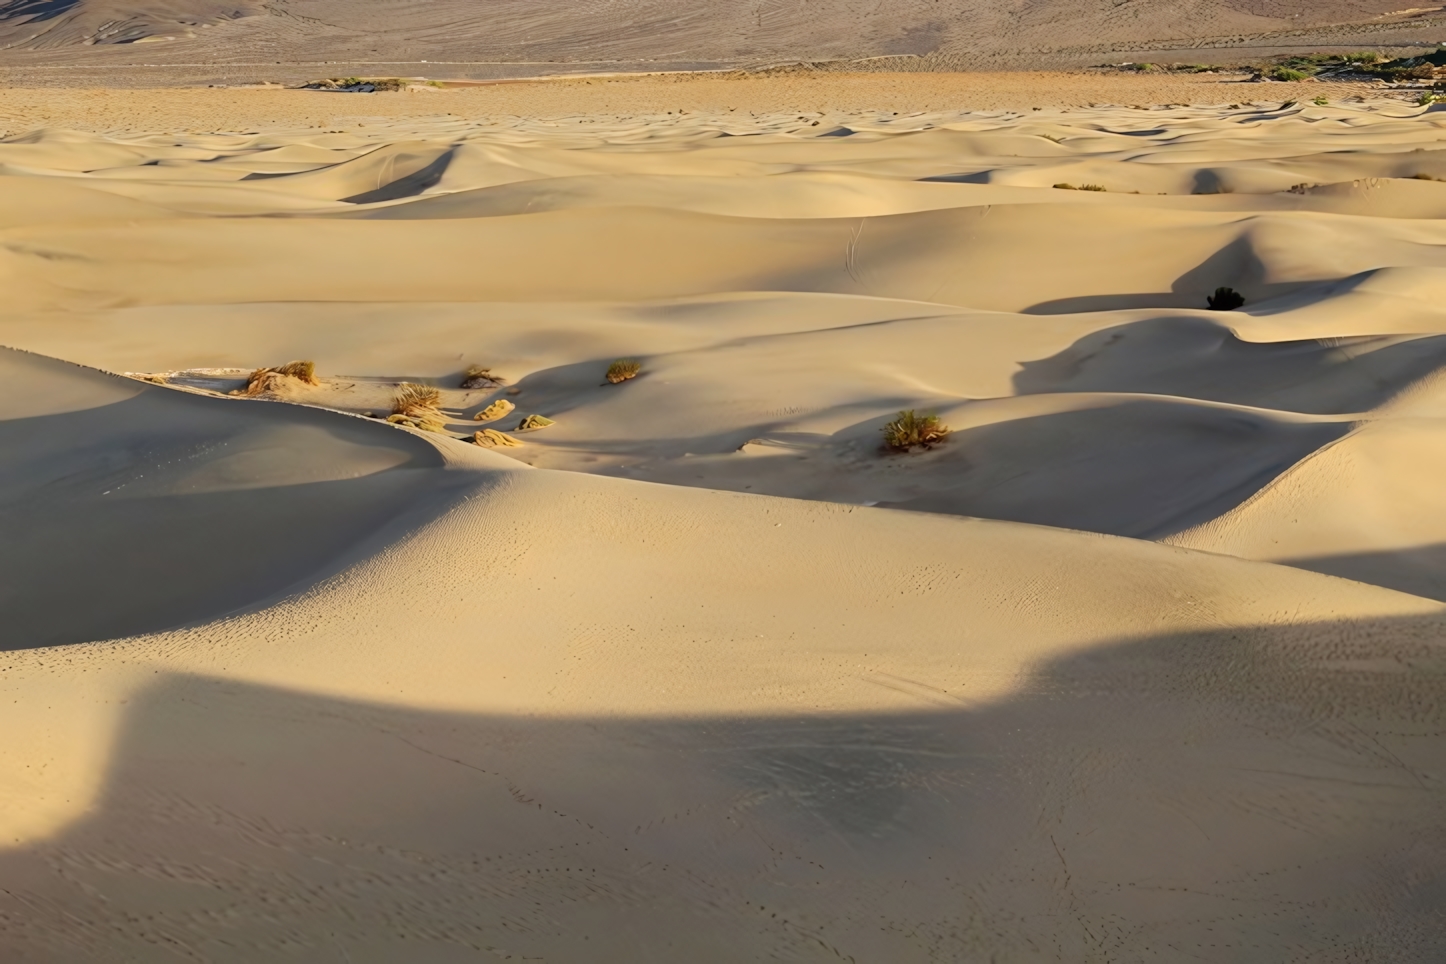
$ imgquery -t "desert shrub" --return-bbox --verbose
[1375,64,1438,81]
[474,429,523,448]
[1207,287,1246,311]
[1419,91,1444,106]
[1269,67,1309,82]
[388,383,447,431]
[515,414,555,431]
[272,360,317,382]
[473,398,515,422]
[302,76,408,92]
[460,364,501,389]
[882,410,949,452]
[392,383,441,415]
[606,359,642,384]
[1053,183,1106,191]
[1313,96,1329,106]
[231,360,320,396]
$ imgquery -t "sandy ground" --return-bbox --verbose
[0,73,1413,130]
[2,84,1446,960]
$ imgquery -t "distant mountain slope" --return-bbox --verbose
[0,0,262,48]
[0,0,1436,74]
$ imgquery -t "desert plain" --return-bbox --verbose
[0,71,1445,961]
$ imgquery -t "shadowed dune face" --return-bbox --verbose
[2,611,1444,961]
[6,99,1446,960]
[0,349,459,648]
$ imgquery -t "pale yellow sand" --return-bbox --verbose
[3,86,1446,960]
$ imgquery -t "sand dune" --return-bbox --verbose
[4,92,1446,958]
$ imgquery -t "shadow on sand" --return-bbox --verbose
[2,612,1444,961]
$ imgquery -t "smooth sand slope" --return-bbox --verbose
[2,93,1446,960]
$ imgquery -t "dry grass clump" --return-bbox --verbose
[387,383,447,432]
[473,398,515,422]
[606,359,642,384]
[883,410,949,452]
[303,77,409,92]
[230,360,320,396]
[1053,183,1106,191]
[474,429,523,448]
[516,414,555,432]
[460,364,503,389]
[1207,286,1245,311]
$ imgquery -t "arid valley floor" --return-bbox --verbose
[1,75,1446,961]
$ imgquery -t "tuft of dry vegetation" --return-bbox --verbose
[606,359,642,384]
[387,382,447,432]
[302,77,409,92]
[516,414,555,432]
[473,398,515,422]
[474,429,523,448]
[882,410,949,452]
[230,360,320,397]
[460,364,503,389]
[1207,286,1246,311]
[1053,183,1106,192]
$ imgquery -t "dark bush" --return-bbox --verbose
[1207,287,1245,311]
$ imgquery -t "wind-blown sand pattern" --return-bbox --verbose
[3,90,1446,960]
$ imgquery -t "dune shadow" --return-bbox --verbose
[1012,316,1446,413]
[0,0,80,24]
[341,150,455,204]
[2,611,1444,960]
[0,388,450,649]
[1285,544,1446,603]
[1024,232,1311,314]
[873,399,1347,539]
